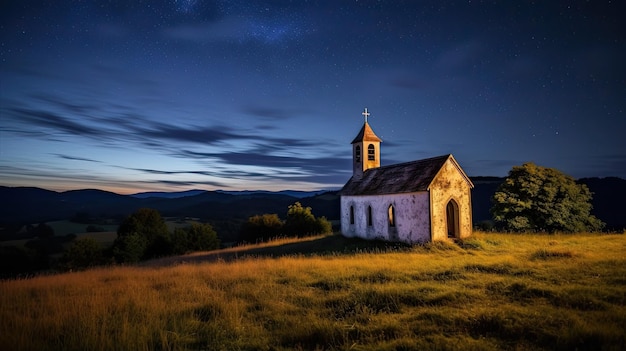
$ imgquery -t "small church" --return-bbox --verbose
[340,108,474,243]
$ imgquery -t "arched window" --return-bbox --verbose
[367,205,373,226]
[349,206,354,225]
[388,205,395,227]
[367,144,375,161]
[355,145,361,163]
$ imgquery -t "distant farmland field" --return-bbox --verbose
[1,232,625,350]
[4,218,206,247]
[44,220,118,236]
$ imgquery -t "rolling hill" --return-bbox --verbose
[1,176,624,235]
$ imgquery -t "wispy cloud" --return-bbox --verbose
[175,148,350,183]
[133,122,254,145]
[3,93,317,150]
[6,107,104,137]
[54,154,102,163]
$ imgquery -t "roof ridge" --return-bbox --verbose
[366,154,450,172]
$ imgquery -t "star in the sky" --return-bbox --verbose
[175,0,198,14]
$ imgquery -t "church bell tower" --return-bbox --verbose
[351,108,381,179]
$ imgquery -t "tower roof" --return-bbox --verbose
[351,122,382,144]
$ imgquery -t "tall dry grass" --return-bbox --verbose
[1,232,625,350]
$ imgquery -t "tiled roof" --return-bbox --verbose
[340,154,471,196]
[351,122,382,143]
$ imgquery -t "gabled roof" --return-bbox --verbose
[340,154,473,196]
[351,122,382,144]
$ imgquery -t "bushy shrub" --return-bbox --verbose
[112,232,147,263]
[315,216,333,235]
[59,237,105,271]
[171,227,190,255]
[284,202,333,237]
[239,213,284,243]
[240,203,332,242]
[173,222,220,253]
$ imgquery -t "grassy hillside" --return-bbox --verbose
[1,233,625,350]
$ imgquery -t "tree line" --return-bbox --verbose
[58,208,220,270]
[60,201,332,271]
[0,163,607,278]
[0,201,332,277]
[239,202,333,243]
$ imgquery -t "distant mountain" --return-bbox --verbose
[578,177,626,232]
[129,189,331,199]
[0,186,141,224]
[468,177,505,226]
[215,189,332,198]
[130,189,207,199]
[1,177,623,233]
[0,186,338,225]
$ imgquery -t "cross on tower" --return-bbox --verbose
[362,108,370,123]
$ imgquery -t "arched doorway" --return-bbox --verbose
[446,199,459,238]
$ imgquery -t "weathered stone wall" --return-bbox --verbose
[429,159,473,240]
[340,192,431,244]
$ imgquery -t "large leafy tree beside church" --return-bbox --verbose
[491,163,604,233]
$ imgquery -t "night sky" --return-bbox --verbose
[1,1,624,194]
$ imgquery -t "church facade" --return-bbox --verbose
[340,109,474,243]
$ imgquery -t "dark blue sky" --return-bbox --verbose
[1,1,624,194]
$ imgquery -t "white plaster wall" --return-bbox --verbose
[429,159,473,241]
[340,192,431,244]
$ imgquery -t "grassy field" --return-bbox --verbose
[1,232,625,350]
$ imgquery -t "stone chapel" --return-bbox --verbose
[340,108,474,243]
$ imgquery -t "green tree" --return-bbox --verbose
[239,214,284,242]
[491,163,605,233]
[181,222,220,252]
[172,222,220,254]
[113,208,170,261]
[284,202,333,237]
[59,237,104,271]
[112,233,147,263]
[117,208,169,243]
[315,216,333,235]
[171,228,190,255]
